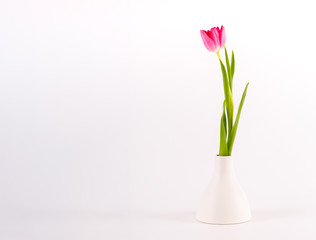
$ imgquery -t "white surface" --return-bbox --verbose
[1,0,316,239]
[1,205,316,240]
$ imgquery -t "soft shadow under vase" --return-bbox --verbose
[196,156,251,224]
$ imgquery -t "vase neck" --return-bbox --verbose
[213,156,235,178]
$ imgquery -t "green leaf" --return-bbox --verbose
[222,100,227,135]
[219,59,234,135]
[231,50,235,80]
[219,100,228,156]
[227,82,249,155]
[224,47,232,91]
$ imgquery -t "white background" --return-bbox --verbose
[1,0,316,239]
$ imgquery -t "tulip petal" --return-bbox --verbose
[210,27,221,49]
[205,30,212,39]
[219,25,226,48]
[200,30,217,52]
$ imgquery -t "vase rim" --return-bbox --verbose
[215,155,232,159]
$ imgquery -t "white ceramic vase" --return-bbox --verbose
[196,156,251,224]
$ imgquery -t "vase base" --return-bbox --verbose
[195,216,251,225]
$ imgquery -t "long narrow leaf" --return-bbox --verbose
[219,100,228,156]
[219,60,234,134]
[224,47,232,91]
[227,82,249,155]
[231,50,235,80]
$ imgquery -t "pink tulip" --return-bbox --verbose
[200,26,226,54]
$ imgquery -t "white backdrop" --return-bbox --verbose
[1,0,316,239]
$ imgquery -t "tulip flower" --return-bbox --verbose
[200,26,226,58]
[200,25,249,156]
